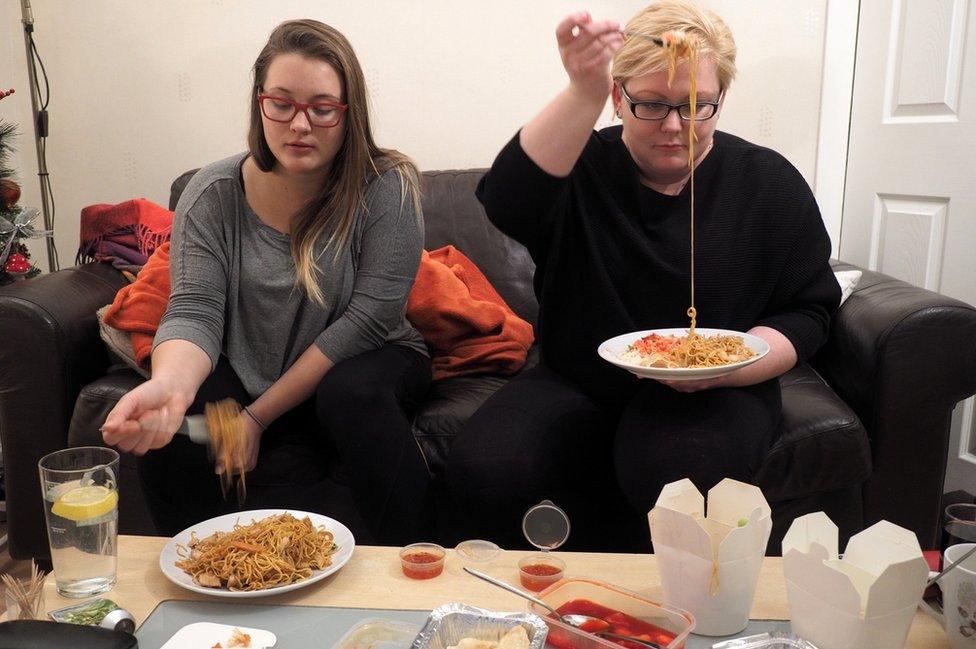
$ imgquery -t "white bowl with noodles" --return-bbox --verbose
[159,509,354,598]
[597,328,770,381]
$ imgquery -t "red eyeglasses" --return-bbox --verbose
[258,94,348,128]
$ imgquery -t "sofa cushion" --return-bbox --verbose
[757,363,872,502]
[412,347,540,476]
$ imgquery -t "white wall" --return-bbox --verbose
[0,0,827,274]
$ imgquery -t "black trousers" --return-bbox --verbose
[444,365,781,552]
[138,344,431,545]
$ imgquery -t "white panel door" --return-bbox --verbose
[841,0,976,493]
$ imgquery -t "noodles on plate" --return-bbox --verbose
[175,512,339,591]
[619,331,756,369]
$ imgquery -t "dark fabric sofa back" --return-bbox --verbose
[419,170,538,327]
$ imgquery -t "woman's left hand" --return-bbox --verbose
[215,413,263,476]
[654,327,799,392]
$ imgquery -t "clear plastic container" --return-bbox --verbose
[400,542,446,580]
[518,553,566,592]
[455,539,501,565]
[527,578,695,649]
[333,618,421,649]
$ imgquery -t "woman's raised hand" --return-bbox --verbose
[556,12,624,104]
[101,378,192,455]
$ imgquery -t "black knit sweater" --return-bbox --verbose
[477,126,840,403]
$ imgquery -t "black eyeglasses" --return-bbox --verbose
[258,94,347,128]
[618,84,720,121]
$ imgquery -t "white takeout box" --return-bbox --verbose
[648,478,772,636]
[782,512,929,649]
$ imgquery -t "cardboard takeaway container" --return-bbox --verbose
[781,512,930,649]
[648,478,772,636]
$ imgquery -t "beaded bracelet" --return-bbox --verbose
[242,405,268,431]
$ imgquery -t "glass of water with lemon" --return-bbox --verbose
[38,447,120,597]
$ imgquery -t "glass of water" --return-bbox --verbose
[38,447,119,598]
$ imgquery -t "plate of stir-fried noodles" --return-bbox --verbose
[598,328,770,381]
[160,509,353,598]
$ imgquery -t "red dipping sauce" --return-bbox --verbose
[547,599,678,649]
[519,562,563,591]
[399,544,445,579]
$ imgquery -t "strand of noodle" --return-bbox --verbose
[663,31,699,333]
[204,399,248,504]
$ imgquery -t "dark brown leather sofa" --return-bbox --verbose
[3,169,976,561]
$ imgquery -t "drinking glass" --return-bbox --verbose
[945,503,976,545]
[38,447,119,597]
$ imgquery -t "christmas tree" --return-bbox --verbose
[1,113,44,285]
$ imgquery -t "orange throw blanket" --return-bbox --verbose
[102,242,534,379]
[103,242,171,368]
[407,246,534,380]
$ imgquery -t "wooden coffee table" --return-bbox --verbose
[42,535,948,647]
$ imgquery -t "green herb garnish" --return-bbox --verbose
[61,599,119,625]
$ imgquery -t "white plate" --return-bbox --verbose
[161,622,276,648]
[159,509,355,599]
[597,328,770,381]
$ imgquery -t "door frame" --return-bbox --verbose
[814,0,860,257]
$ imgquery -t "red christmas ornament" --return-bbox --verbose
[3,252,30,278]
[0,179,21,209]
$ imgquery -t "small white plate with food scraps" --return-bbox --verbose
[597,328,770,381]
[160,622,276,648]
[159,509,354,599]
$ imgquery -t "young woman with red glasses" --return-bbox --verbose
[101,20,430,545]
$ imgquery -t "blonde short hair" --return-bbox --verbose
[612,0,737,93]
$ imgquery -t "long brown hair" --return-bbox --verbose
[248,19,422,305]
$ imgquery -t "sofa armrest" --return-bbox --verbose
[0,262,128,560]
[814,261,976,548]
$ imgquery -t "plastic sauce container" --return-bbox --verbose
[519,554,566,591]
[331,618,421,649]
[519,499,570,591]
[399,542,445,579]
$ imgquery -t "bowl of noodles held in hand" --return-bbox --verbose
[598,328,769,381]
[159,509,355,598]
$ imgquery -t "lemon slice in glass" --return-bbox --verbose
[51,485,118,522]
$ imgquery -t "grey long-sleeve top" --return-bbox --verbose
[153,153,427,399]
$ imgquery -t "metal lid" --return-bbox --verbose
[100,607,136,634]
[522,500,570,551]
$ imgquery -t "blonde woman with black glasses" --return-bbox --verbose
[102,20,430,545]
[447,0,839,551]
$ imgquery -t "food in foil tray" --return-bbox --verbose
[411,603,548,649]
[449,626,529,649]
